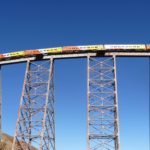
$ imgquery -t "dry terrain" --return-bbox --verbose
[0,133,37,150]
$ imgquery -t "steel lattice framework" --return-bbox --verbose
[0,46,148,149]
[87,56,120,150]
[12,59,55,150]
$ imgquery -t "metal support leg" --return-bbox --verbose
[0,66,2,141]
[12,59,55,150]
[87,56,120,150]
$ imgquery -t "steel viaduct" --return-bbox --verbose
[0,44,149,150]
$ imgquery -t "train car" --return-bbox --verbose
[79,45,104,51]
[40,47,62,54]
[146,45,150,50]
[62,45,104,53]
[2,51,25,60]
[9,51,24,57]
[104,44,146,50]
[24,50,41,56]
[62,46,80,53]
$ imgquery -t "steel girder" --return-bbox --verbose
[87,56,120,150]
[12,59,55,150]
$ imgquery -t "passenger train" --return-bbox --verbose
[0,44,150,60]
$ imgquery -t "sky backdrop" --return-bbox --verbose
[0,0,149,150]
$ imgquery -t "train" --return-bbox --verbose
[0,44,150,60]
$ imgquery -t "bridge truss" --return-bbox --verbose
[12,59,55,150]
[87,55,120,150]
[0,51,149,150]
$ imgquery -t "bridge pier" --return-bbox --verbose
[87,55,120,150]
[12,59,55,150]
[0,66,2,142]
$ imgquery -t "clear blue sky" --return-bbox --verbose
[0,0,149,150]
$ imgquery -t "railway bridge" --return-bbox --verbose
[0,44,149,150]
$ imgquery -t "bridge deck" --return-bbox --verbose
[0,52,150,65]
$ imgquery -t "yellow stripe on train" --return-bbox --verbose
[9,51,25,57]
[45,47,62,53]
[79,45,104,50]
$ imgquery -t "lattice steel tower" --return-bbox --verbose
[12,59,55,150]
[87,55,120,150]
